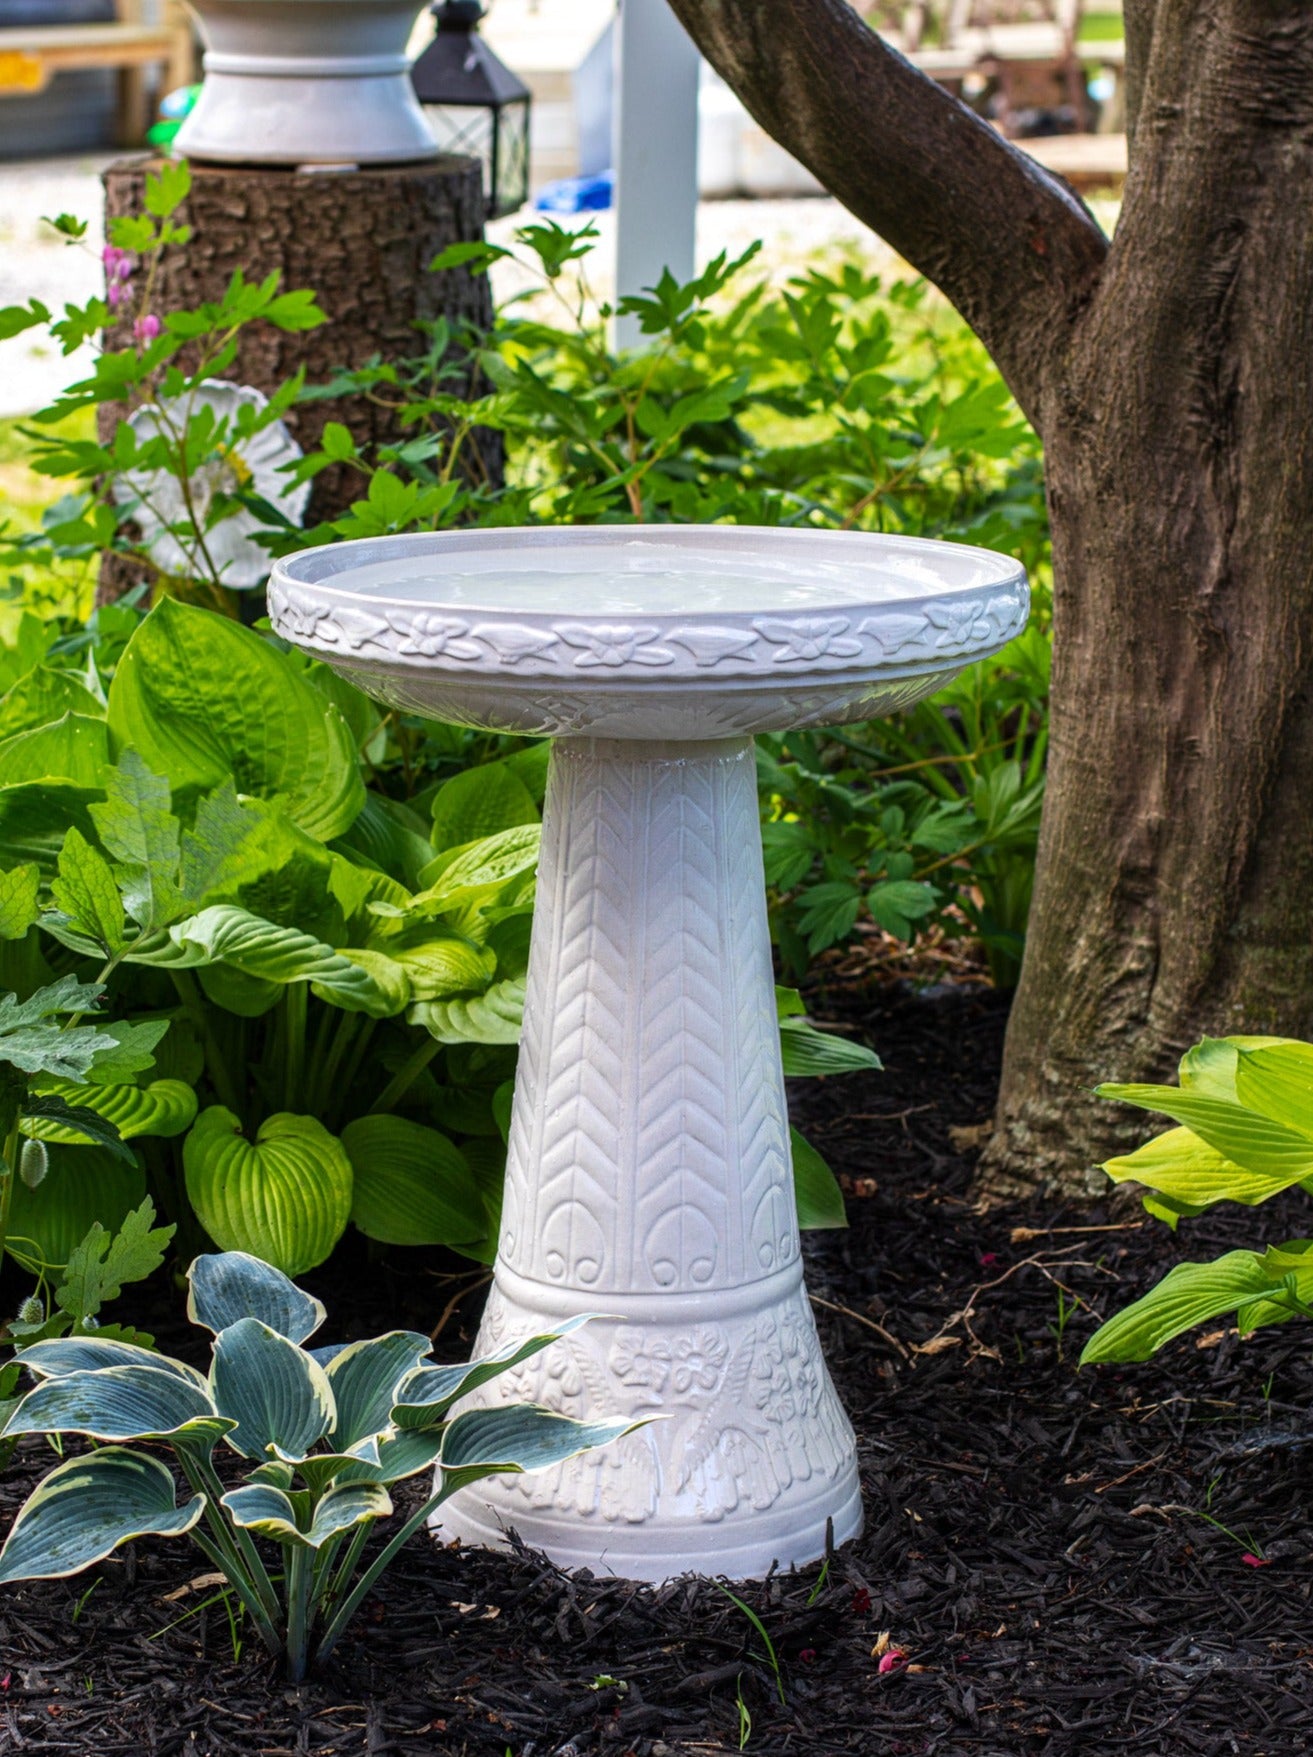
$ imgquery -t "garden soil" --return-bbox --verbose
[2,979,1312,1757]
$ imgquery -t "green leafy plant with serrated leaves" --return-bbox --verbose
[0,1249,641,1679]
[1082,1036,1313,1366]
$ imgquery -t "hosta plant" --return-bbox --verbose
[0,1250,639,1678]
[1082,1035,1313,1365]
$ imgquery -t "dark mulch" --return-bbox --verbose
[4,981,1313,1757]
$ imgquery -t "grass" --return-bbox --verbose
[1079,11,1125,44]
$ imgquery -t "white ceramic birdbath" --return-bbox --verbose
[176,0,440,166]
[268,526,1028,1580]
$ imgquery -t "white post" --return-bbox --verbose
[612,0,700,351]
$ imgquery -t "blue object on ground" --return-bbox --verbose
[533,170,614,214]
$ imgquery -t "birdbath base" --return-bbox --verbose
[269,525,1029,1583]
[437,734,861,1579]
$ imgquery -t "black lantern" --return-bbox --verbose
[411,0,532,220]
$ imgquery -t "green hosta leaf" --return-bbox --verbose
[0,666,103,741]
[51,827,126,953]
[0,782,99,874]
[6,1150,147,1274]
[779,1017,881,1078]
[1234,1041,1313,1137]
[0,1447,204,1585]
[1103,1125,1283,1213]
[184,1107,353,1276]
[196,962,282,1017]
[187,1250,325,1344]
[341,1115,487,1252]
[1096,1083,1313,1179]
[1080,1244,1313,1365]
[430,762,539,852]
[1178,1034,1288,1100]
[436,1405,638,1479]
[791,1126,847,1230]
[210,1316,335,1460]
[222,1480,391,1549]
[108,598,364,841]
[170,906,410,1018]
[20,1095,135,1162]
[323,1331,433,1450]
[3,1364,230,1446]
[24,1077,197,1144]
[0,714,108,789]
[55,1197,173,1321]
[16,1335,208,1392]
[0,862,39,939]
[412,976,525,1046]
[416,824,541,918]
[374,927,496,1002]
[391,1313,600,1430]
[333,792,433,890]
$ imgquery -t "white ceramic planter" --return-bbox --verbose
[176,0,440,165]
[269,526,1029,1581]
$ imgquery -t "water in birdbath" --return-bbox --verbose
[296,533,1012,617]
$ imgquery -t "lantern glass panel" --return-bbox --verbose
[423,102,495,194]
[493,99,530,218]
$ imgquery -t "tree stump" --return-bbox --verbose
[98,155,497,601]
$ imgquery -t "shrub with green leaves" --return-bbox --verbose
[1082,1036,1313,1366]
[0,1249,639,1679]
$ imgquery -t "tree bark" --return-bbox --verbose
[98,155,497,600]
[672,0,1313,1197]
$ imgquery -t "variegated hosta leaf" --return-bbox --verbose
[333,1427,445,1487]
[341,1115,487,1252]
[168,905,411,1018]
[410,976,525,1047]
[2,1364,233,1447]
[0,1446,205,1585]
[267,1438,382,1497]
[23,1076,197,1144]
[323,1330,433,1450]
[186,1250,326,1344]
[210,1316,335,1460]
[221,1480,391,1549]
[183,1108,353,1277]
[437,1404,640,1478]
[15,1335,209,1392]
[391,1313,601,1431]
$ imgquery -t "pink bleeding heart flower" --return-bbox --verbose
[878,1648,907,1674]
[107,280,130,310]
[979,1252,999,1269]
[798,1648,817,1665]
[1241,1553,1271,1568]
[134,313,162,345]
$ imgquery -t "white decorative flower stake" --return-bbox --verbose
[270,526,1029,1581]
[122,380,310,590]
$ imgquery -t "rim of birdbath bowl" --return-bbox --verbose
[267,525,1029,740]
[175,0,440,166]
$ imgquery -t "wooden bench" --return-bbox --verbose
[0,1,195,146]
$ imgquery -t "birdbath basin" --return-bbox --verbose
[269,526,1028,1580]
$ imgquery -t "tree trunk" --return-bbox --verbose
[983,3,1313,1195]
[667,0,1313,1198]
[98,154,498,601]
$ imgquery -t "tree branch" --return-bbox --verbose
[666,0,1109,426]
[1121,0,1159,149]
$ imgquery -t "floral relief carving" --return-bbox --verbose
[269,583,1029,686]
[753,615,864,664]
[557,623,676,668]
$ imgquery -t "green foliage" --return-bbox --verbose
[1082,1036,1313,1365]
[0,1250,641,1679]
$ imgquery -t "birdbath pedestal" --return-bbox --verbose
[269,527,1028,1581]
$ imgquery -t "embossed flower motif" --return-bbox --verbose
[754,616,864,664]
[386,610,482,661]
[271,587,333,643]
[924,599,992,648]
[670,1328,728,1395]
[558,623,675,669]
[610,1332,670,1394]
